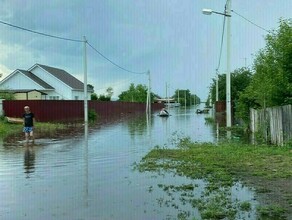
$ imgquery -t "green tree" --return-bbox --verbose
[172,89,199,106]
[237,19,292,122]
[106,87,114,100]
[91,93,98,100]
[0,91,15,100]
[209,67,252,103]
[87,84,94,92]
[118,83,153,102]
[98,94,110,101]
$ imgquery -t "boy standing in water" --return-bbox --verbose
[23,106,35,143]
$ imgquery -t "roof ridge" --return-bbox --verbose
[20,69,54,90]
[34,63,84,90]
[37,63,65,71]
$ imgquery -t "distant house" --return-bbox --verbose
[0,64,93,100]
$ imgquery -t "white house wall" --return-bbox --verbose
[71,90,89,100]
[42,90,65,100]
[31,67,72,99]
[0,71,44,90]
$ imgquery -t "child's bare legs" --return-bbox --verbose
[30,131,34,143]
[25,131,34,142]
[25,132,29,142]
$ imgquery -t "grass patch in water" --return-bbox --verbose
[137,138,292,219]
[257,205,287,219]
[240,201,252,211]
[139,142,292,181]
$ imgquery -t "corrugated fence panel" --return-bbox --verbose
[3,100,164,122]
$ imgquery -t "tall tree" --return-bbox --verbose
[209,67,252,103]
[172,89,198,106]
[237,19,292,121]
[106,87,114,99]
[118,83,153,102]
[87,84,94,92]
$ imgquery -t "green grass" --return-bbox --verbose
[257,205,287,219]
[0,120,22,137]
[139,142,292,181]
[0,119,79,139]
[137,138,292,219]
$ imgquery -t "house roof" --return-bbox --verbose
[1,64,93,93]
[36,64,85,90]
[18,70,54,90]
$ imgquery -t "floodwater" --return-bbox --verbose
[0,105,257,220]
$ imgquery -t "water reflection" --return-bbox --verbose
[23,144,35,178]
[126,114,153,137]
[0,106,257,219]
[83,123,89,207]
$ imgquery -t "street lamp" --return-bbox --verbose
[202,0,232,127]
[202,8,231,17]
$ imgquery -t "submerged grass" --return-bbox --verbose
[140,142,292,181]
[137,139,292,219]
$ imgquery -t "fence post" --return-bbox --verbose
[0,99,4,116]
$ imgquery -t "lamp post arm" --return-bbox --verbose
[213,11,231,17]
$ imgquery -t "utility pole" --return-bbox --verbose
[215,69,219,102]
[226,0,232,127]
[83,36,88,125]
[184,90,186,108]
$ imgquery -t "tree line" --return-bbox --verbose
[91,83,201,106]
[208,19,292,123]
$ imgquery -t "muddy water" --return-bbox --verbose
[0,106,257,219]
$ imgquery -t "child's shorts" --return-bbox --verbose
[23,127,33,133]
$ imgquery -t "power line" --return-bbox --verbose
[231,10,271,33]
[0,20,83,42]
[216,14,226,72]
[86,41,148,75]
[0,19,148,75]
[215,1,228,74]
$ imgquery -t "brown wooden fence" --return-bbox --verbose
[2,100,164,123]
[250,105,292,145]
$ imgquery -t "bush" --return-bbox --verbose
[88,109,98,122]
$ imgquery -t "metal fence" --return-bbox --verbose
[2,100,163,123]
[250,105,292,145]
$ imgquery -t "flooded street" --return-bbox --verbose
[0,106,257,219]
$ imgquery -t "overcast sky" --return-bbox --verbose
[0,0,291,100]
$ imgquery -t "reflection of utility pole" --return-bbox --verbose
[184,90,186,108]
[146,70,151,115]
[190,93,192,106]
[165,82,168,107]
[83,123,89,206]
